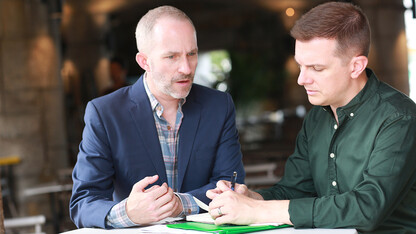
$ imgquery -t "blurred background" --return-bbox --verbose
[0,0,415,233]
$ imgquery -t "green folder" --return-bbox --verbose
[167,222,292,234]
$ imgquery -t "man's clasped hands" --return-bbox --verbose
[206,180,292,226]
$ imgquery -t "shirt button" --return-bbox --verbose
[167,126,172,130]
[350,113,354,117]
[334,124,338,129]
[332,181,337,187]
[330,153,335,158]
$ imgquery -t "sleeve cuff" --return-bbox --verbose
[288,197,316,228]
[106,198,138,228]
[175,192,199,216]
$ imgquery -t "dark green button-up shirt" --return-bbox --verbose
[258,69,416,233]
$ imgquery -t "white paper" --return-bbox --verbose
[186,212,214,224]
[192,196,209,212]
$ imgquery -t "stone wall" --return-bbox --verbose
[0,0,68,213]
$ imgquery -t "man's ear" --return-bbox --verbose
[350,55,368,79]
[136,52,149,71]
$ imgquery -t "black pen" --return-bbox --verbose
[230,171,237,191]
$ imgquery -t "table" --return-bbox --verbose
[61,225,357,234]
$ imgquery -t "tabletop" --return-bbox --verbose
[61,225,358,234]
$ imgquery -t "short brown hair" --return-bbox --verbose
[135,5,195,53]
[290,2,370,58]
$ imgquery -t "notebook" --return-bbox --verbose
[175,196,292,233]
[167,222,292,234]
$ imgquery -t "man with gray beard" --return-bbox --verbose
[70,5,245,229]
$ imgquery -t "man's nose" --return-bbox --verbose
[297,69,310,86]
[178,57,192,75]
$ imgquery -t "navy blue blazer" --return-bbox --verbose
[70,76,245,228]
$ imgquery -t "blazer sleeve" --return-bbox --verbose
[70,101,118,228]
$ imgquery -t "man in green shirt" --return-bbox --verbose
[206,2,416,233]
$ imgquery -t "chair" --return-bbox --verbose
[0,155,21,217]
[244,163,281,188]
[23,168,73,233]
[0,176,5,233]
[0,155,46,234]
[4,215,46,234]
[1,167,45,234]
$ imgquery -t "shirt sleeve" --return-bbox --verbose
[106,199,137,228]
[175,192,199,216]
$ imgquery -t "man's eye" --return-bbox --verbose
[313,67,323,71]
[188,52,196,56]
[167,55,175,59]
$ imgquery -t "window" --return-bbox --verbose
[404,0,416,101]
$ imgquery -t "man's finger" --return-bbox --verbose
[206,188,222,199]
[151,194,177,219]
[157,205,175,220]
[145,182,169,200]
[132,175,159,192]
[214,215,229,225]
[209,197,225,213]
[144,184,160,193]
[235,184,247,195]
[217,180,232,192]
[153,187,175,208]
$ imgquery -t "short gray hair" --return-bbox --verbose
[135,5,195,53]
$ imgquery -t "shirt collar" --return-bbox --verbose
[322,68,380,118]
[143,73,186,117]
[322,68,379,118]
[341,68,378,113]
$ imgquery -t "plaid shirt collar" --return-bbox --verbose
[143,73,186,117]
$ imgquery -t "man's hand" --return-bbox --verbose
[170,194,183,217]
[209,191,259,225]
[125,175,182,224]
[206,180,262,200]
[208,190,292,226]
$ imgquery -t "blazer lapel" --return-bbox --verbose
[129,77,167,183]
[177,92,201,191]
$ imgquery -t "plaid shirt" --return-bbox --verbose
[106,75,199,228]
